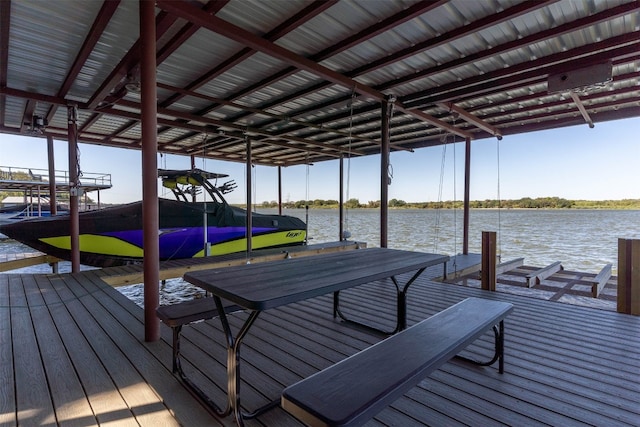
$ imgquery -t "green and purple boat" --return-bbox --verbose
[0,169,306,267]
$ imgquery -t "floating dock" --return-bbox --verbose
[1,260,638,425]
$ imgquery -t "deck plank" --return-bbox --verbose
[2,261,640,427]
[64,270,226,426]
[172,273,640,426]
[46,273,180,426]
[0,275,16,427]
[9,275,57,426]
[35,274,138,426]
[21,274,97,427]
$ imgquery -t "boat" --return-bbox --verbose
[0,169,307,267]
[0,202,69,227]
[0,203,29,227]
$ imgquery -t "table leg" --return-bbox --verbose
[334,267,426,335]
[214,298,280,426]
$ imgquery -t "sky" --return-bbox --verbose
[0,116,638,205]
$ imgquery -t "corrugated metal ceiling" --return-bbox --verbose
[0,0,638,166]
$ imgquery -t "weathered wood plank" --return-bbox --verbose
[36,274,139,427]
[0,254,60,272]
[618,238,640,314]
[588,263,612,298]
[53,274,179,426]
[496,257,525,275]
[481,231,497,291]
[525,261,563,287]
[21,274,96,427]
[2,264,639,427]
[0,275,16,427]
[66,271,224,426]
[9,275,56,426]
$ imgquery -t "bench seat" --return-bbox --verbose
[156,298,241,373]
[281,297,514,427]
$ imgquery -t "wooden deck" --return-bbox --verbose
[0,251,61,272]
[1,259,639,426]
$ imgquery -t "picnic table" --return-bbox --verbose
[182,247,449,426]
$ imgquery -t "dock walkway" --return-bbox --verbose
[1,255,639,426]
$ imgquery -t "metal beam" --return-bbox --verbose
[87,8,183,109]
[438,102,502,138]
[157,82,377,144]
[403,34,640,108]
[157,0,385,102]
[156,0,461,137]
[107,98,368,157]
[20,100,36,134]
[466,70,640,117]
[245,135,252,255]
[160,0,336,108]
[360,0,558,80]
[463,137,471,255]
[396,105,472,139]
[67,105,80,273]
[0,0,11,128]
[569,92,595,128]
[382,1,639,93]
[188,0,443,120]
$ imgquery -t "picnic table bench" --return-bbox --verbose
[281,297,514,427]
[156,298,241,373]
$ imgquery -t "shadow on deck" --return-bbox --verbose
[1,253,639,426]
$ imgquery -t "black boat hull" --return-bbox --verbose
[0,199,306,267]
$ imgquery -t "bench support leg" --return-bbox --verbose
[170,324,232,418]
[172,325,182,374]
[455,320,506,373]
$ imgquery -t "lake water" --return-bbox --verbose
[281,208,640,274]
[2,208,639,305]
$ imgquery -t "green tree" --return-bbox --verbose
[388,198,406,207]
[345,198,361,209]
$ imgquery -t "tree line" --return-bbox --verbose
[255,197,640,210]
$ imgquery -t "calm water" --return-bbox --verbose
[2,209,639,305]
[283,208,640,274]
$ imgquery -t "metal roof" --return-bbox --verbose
[1,0,638,167]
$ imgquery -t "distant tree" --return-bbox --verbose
[345,198,361,208]
[388,198,406,207]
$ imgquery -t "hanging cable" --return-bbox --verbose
[433,134,447,253]
[201,133,208,203]
[343,87,356,238]
[452,117,458,259]
[201,135,210,256]
[386,95,396,186]
[496,137,502,262]
[159,152,167,198]
[451,115,462,276]
[252,164,257,212]
[305,152,310,243]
